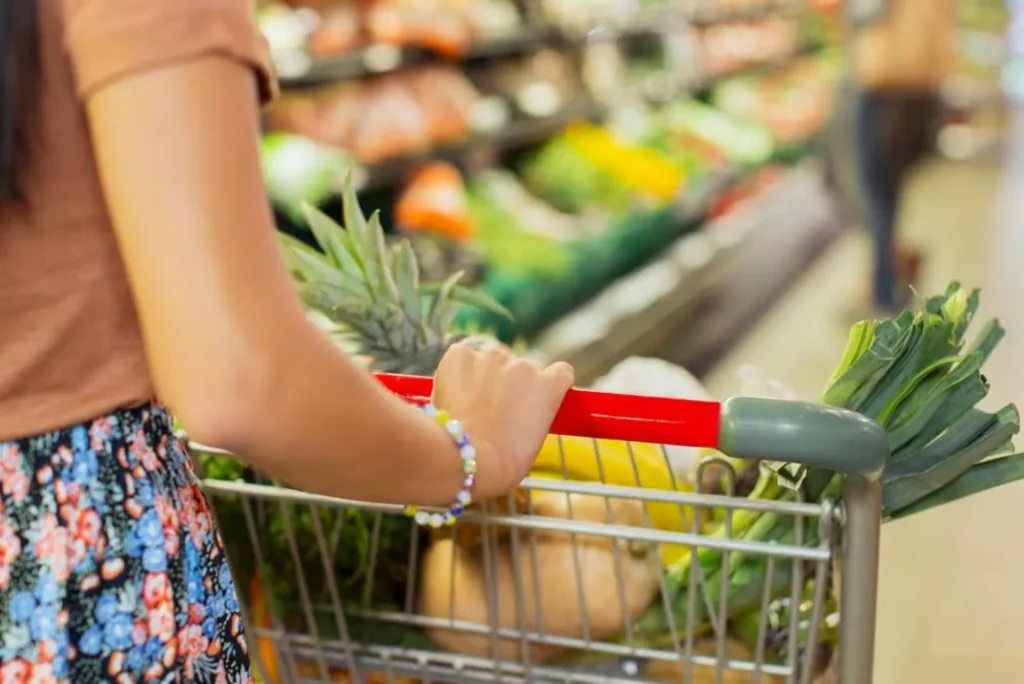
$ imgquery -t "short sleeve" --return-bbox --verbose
[62,0,278,104]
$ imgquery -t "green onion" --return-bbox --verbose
[641,282,1022,653]
[889,451,1024,520]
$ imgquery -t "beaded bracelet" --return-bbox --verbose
[404,404,476,529]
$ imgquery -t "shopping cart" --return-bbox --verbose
[192,373,887,684]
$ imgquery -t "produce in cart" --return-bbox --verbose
[632,283,1024,677]
[192,175,697,676]
[420,491,661,662]
[193,176,1024,682]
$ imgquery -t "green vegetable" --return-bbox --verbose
[633,530,800,647]
[261,133,355,222]
[642,282,1022,656]
[520,137,632,214]
[882,405,1019,515]
[195,451,423,644]
[465,183,571,275]
[657,99,774,166]
[889,451,1024,520]
[669,474,785,583]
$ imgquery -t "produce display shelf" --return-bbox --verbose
[454,136,820,343]
[689,1,804,27]
[280,25,562,89]
[569,12,688,40]
[526,157,840,384]
[277,11,820,91]
[344,46,826,196]
[556,5,806,42]
[349,39,825,193]
[453,183,718,343]
[354,99,602,192]
[691,42,827,91]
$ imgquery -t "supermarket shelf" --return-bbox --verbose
[691,42,827,90]
[689,1,804,26]
[355,100,601,191]
[529,159,841,384]
[659,160,841,376]
[546,2,804,40]
[278,17,688,89]
[345,46,824,192]
[280,26,561,89]
[570,12,688,40]
[278,8,817,90]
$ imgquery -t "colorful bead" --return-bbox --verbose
[405,403,477,529]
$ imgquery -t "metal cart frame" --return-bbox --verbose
[195,373,887,684]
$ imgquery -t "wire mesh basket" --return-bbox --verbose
[192,374,885,684]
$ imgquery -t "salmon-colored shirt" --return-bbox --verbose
[852,0,957,92]
[0,0,274,441]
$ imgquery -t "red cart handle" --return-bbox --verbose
[374,373,722,449]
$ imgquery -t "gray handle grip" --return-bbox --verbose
[718,397,888,477]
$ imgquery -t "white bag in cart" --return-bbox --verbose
[592,357,715,478]
[593,359,800,484]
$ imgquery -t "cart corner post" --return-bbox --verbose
[837,474,882,684]
[715,396,886,684]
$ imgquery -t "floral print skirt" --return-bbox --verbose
[0,404,252,683]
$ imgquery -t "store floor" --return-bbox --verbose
[703,118,1024,681]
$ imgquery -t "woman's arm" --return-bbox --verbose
[84,55,572,505]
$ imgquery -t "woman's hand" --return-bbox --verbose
[433,344,575,499]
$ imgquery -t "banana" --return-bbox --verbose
[527,435,695,567]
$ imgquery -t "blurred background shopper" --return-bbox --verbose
[848,0,958,312]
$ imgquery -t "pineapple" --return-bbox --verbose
[279,175,696,565]
[279,173,510,375]
[400,232,486,287]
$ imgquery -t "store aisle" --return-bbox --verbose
[703,121,1024,682]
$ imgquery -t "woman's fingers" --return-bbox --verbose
[544,361,575,391]
[432,343,576,498]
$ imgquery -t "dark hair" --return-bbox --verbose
[0,0,39,204]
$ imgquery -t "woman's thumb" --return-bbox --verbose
[543,361,575,392]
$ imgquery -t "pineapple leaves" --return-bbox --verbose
[393,240,427,343]
[301,203,353,271]
[278,233,331,283]
[427,271,465,334]
[283,172,513,372]
[341,170,369,253]
[421,282,513,320]
[289,248,344,288]
[298,203,370,293]
[299,282,371,318]
[364,211,399,303]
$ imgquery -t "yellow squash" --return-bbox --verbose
[562,123,685,201]
[528,435,695,566]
